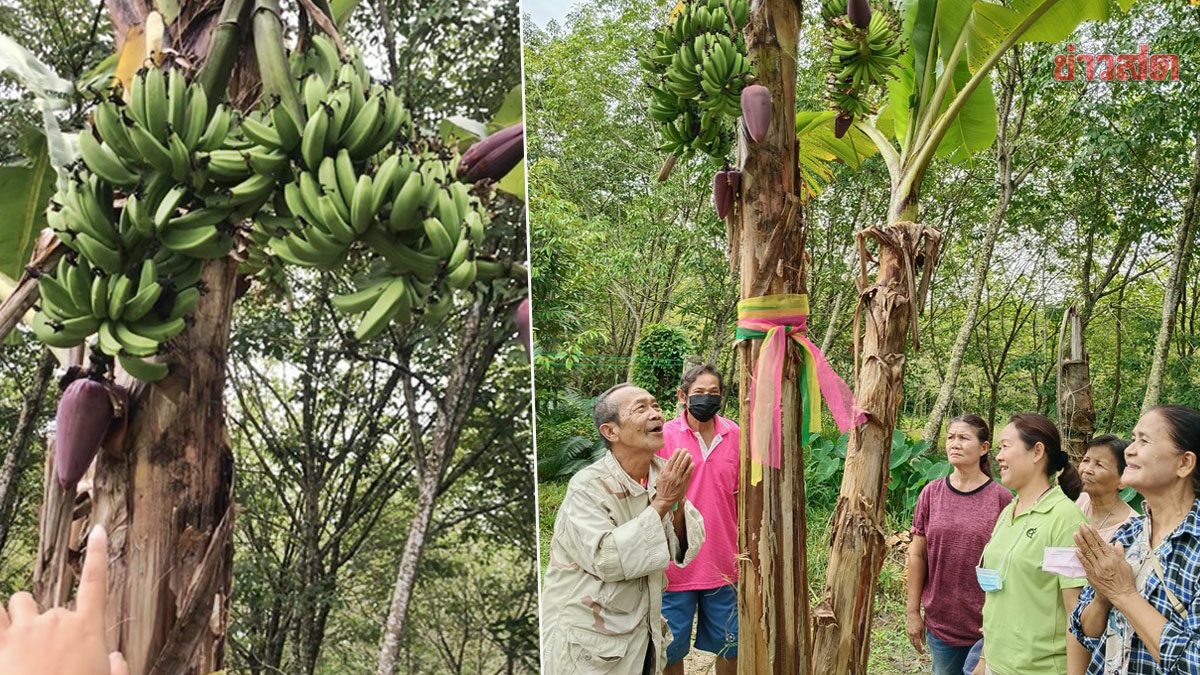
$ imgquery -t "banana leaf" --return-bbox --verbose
[0,131,53,281]
[795,111,879,201]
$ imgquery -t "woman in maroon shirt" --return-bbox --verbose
[906,414,1014,674]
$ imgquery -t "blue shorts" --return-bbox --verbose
[662,585,738,664]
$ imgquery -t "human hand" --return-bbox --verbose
[972,660,985,675]
[653,449,695,512]
[905,609,925,654]
[1074,523,1137,605]
[0,526,128,675]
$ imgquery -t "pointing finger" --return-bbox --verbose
[77,525,109,624]
[109,651,129,675]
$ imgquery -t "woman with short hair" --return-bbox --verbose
[1069,405,1200,674]
[1076,435,1136,543]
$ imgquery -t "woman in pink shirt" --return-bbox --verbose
[906,414,1013,675]
[658,364,739,675]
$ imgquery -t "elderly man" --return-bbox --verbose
[541,383,706,674]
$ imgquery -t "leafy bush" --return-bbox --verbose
[805,429,951,519]
[631,324,692,405]
[887,430,950,517]
[535,390,605,481]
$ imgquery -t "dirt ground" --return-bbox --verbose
[676,607,931,674]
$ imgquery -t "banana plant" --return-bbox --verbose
[852,0,1137,221]
[810,0,1142,672]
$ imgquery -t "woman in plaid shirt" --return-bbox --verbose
[1069,405,1200,674]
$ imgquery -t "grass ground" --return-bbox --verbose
[536,480,930,674]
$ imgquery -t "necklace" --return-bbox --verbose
[1092,500,1122,531]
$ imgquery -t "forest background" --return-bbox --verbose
[527,1,1200,672]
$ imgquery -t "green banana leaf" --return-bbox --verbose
[496,159,525,201]
[795,111,879,200]
[330,0,361,27]
[0,130,53,281]
[893,0,1125,163]
[489,85,523,132]
[936,0,974,64]
[933,58,996,163]
[440,85,525,201]
[907,0,938,106]
[886,48,917,150]
[966,0,1111,71]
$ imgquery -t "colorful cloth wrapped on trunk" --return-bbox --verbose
[735,293,864,485]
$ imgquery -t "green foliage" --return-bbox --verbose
[0,130,52,280]
[631,323,691,405]
[535,389,605,481]
[796,110,880,200]
[806,430,950,518]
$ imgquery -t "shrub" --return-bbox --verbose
[631,324,691,405]
[535,390,605,481]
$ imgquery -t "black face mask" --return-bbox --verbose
[687,394,722,422]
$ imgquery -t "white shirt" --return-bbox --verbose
[690,427,724,460]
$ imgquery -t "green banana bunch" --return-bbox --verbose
[31,252,201,381]
[86,67,233,192]
[34,36,513,368]
[641,0,753,161]
[242,35,411,171]
[821,0,849,25]
[823,1,903,126]
[36,64,242,379]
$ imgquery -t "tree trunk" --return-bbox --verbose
[1104,285,1125,434]
[376,298,508,673]
[921,56,1022,444]
[812,221,938,675]
[89,258,238,675]
[819,283,847,354]
[920,194,1004,445]
[1056,307,1094,462]
[733,1,809,673]
[376,466,439,675]
[0,351,56,552]
[1144,141,1200,412]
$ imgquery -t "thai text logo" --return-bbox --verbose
[1054,44,1180,82]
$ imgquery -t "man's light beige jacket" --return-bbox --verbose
[541,452,706,674]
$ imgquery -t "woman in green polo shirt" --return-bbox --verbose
[973,413,1088,675]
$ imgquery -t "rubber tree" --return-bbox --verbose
[1143,141,1200,412]
[809,1,1135,672]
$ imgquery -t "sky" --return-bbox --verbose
[523,0,585,27]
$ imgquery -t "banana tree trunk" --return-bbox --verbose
[812,207,939,673]
[1056,306,1094,462]
[734,1,809,672]
[31,3,251,673]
